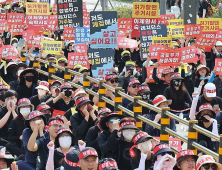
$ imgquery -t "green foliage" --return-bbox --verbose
[211,0,218,6]
[109,4,133,18]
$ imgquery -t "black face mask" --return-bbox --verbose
[65,90,72,97]
[122,56,130,63]
[25,76,34,82]
[141,94,150,100]
[0,95,5,102]
[173,80,182,87]
[201,114,211,122]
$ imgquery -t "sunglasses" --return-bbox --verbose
[160,152,174,157]
[52,85,60,88]
[202,163,218,170]
[110,79,118,83]
[109,118,120,123]
[130,84,139,88]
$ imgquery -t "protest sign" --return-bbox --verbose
[157,49,181,66]
[168,19,183,26]
[195,36,216,48]
[63,27,75,41]
[75,27,90,44]
[140,24,167,60]
[17,39,25,52]
[152,137,181,151]
[83,12,90,27]
[146,66,165,83]
[87,49,114,79]
[125,23,132,36]
[132,18,158,37]
[0,39,3,48]
[34,36,54,48]
[83,2,87,12]
[26,2,50,15]
[23,30,42,47]
[152,37,172,47]
[168,25,184,38]
[7,13,25,35]
[90,11,117,48]
[47,15,57,30]
[117,37,138,49]
[149,44,170,59]
[132,2,159,18]
[68,53,89,68]
[180,46,198,63]
[118,18,131,31]
[197,18,221,32]
[41,40,62,55]
[159,14,175,22]
[57,0,83,30]
[26,15,49,30]
[0,21,5,33]
[0,45,19,60]
[184,24,202,38]
[217,29,222,39]
[215,59,222,75]
[75,43,87,53]
[0,14,5,21]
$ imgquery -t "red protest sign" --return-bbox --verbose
[8,24,25,35]
[68,53,89,68]
[7,13,25,35]
[52,4,57,14]
[47,15,57,30]
[75,44,87,53]
[215,59,222,75]
[34,36,54,48]
[0,21,5,33]
[7,13,24,23]
[117,37,138,49]
[195,36,216,48]
[83,12,90,28]
[26,15,49,31]
[180,46,198,63]
[217,29,222,39]
[83,2,87,12]
[64,27,75,41]
[146,66,165,83]
[0,45,19,60]
[158,14,175,25]
[23,30,42,47]
[118,18,132,31]
[184,24,202,38]
[0,39,3,48]
[149,44,170,59]
[125,23,132,36]
[132,18,158,37]
[152,137,181,151]
[0,14,6,21]
[157,49,181,66]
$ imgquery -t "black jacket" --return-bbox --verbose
[47,98,75,112]
[9,79,19,91]
[16,83,38,101]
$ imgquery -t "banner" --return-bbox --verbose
[168,19,183,26]
[23,30,42,47]
[83,12,90,27]
[215,58,222,75]
[152,37,172,47]
[195,36,216,48]
[57,0,83,30]
[149,44,170,59]
[68,53,89,68]
[0,21,5,33]
[52,4,57,14]
[197,18,222,32]
[0,45,19,60]
[34,36,54,48]
[146,66,165,83]
[47,15,57,30]
[63,27,75,41]
[132,2,159,18]
[75,43,87,53]
[83,2,87,12]
[0,14,6,21]
[87,49,114,79]
[117,37,138,49]
[118,18,132,34]
[132,18,158,37]
[184,24,202,38]
[90,11,117,48]
[75,27,90,44]
[41,40,62,54]
[217,29,222,39]
[168,25,184,38]
[153,137,181,151]
[140,24,167,60]
[158,14,175,25]
[26,2,50,15]
[180,46,198,63]
[157,49,181,66]
[26,15,49,30]
[7,13,25,35]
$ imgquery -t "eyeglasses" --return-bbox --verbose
[160,152,174,157]
[110,79,118,83]
[130,84,139,88]
[202,163,218,170]
[52,85,60,88]
[109,119,120,123]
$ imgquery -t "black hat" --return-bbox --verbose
[137,84,150,95]
[54,127,75,148]
[79,147,98,160]
[19,68,38,84]
[13,62,27,77]
[100,112,124,130]
[17,98,34,113]
[153,143,174,161]
[24,111,47,128]
[170,73,184,81]
[62,149,80,170]
[92,83,99,91]
[99,158,119,170]
[75,95,91,109]
[132,131,153,145]
[118,119,139,131]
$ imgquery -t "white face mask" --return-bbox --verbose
[38,89,46,96]
[20,107,30,116]
[122,129,136,141]
[59,136,72,149]
[138,140,152,153]
[18,70,24,76]
[79,77,83,83]
[12,43,18,47]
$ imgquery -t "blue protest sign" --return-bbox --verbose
[75,27,90,44]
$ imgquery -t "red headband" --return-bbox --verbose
[98,108,111,115]
[120,121,135,128]
[171,73,181,79]
[28,111,42,119]
[105,74,117,80]
[99,161,118,170]
[57,128,72,135]
[163,68,174,74]
[18,98,31,105]
[79,150,98,160]
[73,89,85,96]
[93,83,99,88]
[64,158,79,167]
[176,150,194,160]
[137,85,150,92]
[48,120,64,127]
[203,88,216,93]
[60,83,71,89]
[198,104,213,112]
[129,80,140,86]
[153,144,171,155]
[37,104,50,111]
[133,132,148,144]
[0,85,9,90]
[196,156,215,170]
[38,81,49,88]
[153,96,166,105]
[75,96,89,106]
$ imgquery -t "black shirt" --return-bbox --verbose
[9,79,19,91]
[3,31,11,45]
[16,83,38,101]
[30,95,41,109]
[196,95,222,112]
[47,98,75,112]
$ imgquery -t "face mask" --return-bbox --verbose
[141,94,150,100]
[18,70,24,77]
[0,95,5,101]
[173,80,181,87]
[12,43,18,47]
[25,76,34,82]
[20,108,30,116]
[59,136,72,149]
[38,89,46,96]
[123,56,130,62]
[138,140,152,153]
[201,114,211,122]
[122,129,136,141]
[65,90,72,97]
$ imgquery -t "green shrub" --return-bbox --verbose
[108,4,133,18]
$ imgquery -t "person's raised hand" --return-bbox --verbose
[154,62,160,68]
[111,120,120,132]
[80,104,89,117]
[203,115,211,121]
[11,162,18,170]
[47,141,54,151]
[58,91,66,99]
[154,113,161,123]
[125,70,131,78]
[87,104,95,117]
[199,80,205,86]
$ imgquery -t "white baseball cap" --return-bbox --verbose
[216,41,222,46]
[203,83,216,98]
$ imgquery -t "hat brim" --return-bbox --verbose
[171,77,184,80]
[196,108,216,119]
[100,114,125,130]
[196,66,210,74]
[176,155,198,164]
[76,99,91,109]
[206,92,216,98]
[197,162,222,170]
[36,85,49,91]
[62,160,80,170]
[51,80,62,86]
[60,86,73,92]
[136,135,153,145]
[118,125,139,131]
[19,69,38,84]
[25,115,47,128]
[74,91,87,98]
[153,149,174,161]
[13,63,27,76]
[154,99,172,107]
[137,89,150,95]
[17,103,34,113]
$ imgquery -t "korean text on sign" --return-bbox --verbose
[168,25,184,38]
[132,2,159,18]
[197,18,222,32]
[75,43,87,53]
[195,36,216,48]
[157,50,181,66]
[215,59,222,75]
[217,29,222,39]
[146,66,165,83]
[75,27,90,44]
[68,53,89,68]
[63,27,75,41]
[168,19,183,26]
[118,18,132,31]
[180,46,198,63]
[184,24,202,38]
[149,45,170,59]
[41,40,62,55]
[152,37,172,47]
[23,30,42,47]
[117,37,138,49]
[0,45,19,60]
[26,3,50,15]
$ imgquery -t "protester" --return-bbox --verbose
[0,84,9,109]
[36,103,52,122]
[196,155,222,170]
[98,158,119,170]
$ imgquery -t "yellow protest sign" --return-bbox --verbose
[152,37,172,47]
[168,19,184,26]
[197,18,222,32]
[132,2,159,18]
[41,40,62,55]
[168,26,184,38]
[26,3,50,15]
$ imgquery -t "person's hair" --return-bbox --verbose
[48,116,64,125]
[4,90,18,99]
[169,80,186,103]
[195,68,210,79]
